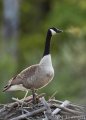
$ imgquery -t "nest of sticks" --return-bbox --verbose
[0,93,86,120]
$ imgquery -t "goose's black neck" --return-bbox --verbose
[43,30,52,57]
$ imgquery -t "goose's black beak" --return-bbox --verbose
[49,27,63,33]
[56,28,63,33]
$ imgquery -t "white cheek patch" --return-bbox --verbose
[50,29,56,35]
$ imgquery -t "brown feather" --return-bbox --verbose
[3,64,39,91]
[19,64,39,89]
[20,64,38,79]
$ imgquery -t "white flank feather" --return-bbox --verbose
[6,84,27,91]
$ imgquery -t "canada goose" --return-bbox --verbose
[3,27,63,102]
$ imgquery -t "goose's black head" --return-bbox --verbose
[48,27,63,36]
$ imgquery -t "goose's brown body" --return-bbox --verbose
[3,55,54,92]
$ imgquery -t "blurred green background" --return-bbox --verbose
[0,0,86,104]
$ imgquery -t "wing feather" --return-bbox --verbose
[3,64,39,91]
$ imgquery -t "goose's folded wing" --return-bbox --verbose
[20,64,39,79]
[3,64,39,92]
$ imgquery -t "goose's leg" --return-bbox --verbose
[32,89,36,104]
[23,90,28,102]
[21,90,28,114]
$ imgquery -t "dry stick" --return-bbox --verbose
[49,99,84,115]
[4,112,16,120]
[10,106,46,120]
[12,93,45,103]
[41,97,51,120]
[7,95,35,112]
[49,91,58,99]
[0,107,6,114]
[27,93,46,103]
[64,115,86,120]
[41,97,59,120]
[9,94,35,109]
[52,100,70,115]
[40,97,51,112]
[40,97,53,120]
[49,99,85,110]
[8,93,46,110]
[52,104,84,115]
[12,97,26,104]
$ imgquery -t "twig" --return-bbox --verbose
[49,99,84,107]
[52,104,84,115]
[24,93,46,103]
[49,99,85,111]
[12,97,26,104]
[49,91,58,99]
[10,106,46,120]
[41,97,52,120]
[64,115,86,120]
[0,107,6,114]
[8,93,46,110]
[39,97,59,120]
[52,100,70,115]
[40,97,51,112]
